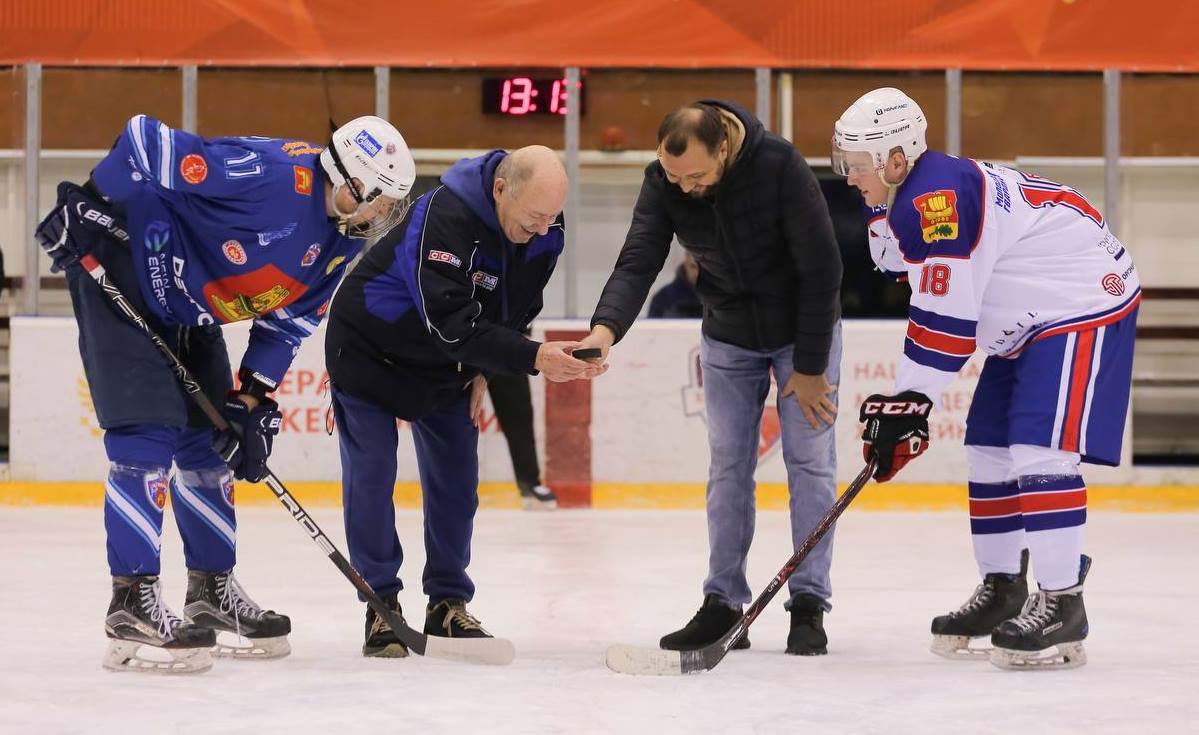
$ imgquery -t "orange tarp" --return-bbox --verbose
[1,0,1195,72]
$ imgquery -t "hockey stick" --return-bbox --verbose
[79,254,515,666]
[605,459,876,675]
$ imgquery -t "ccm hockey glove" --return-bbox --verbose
[859,391,933,482]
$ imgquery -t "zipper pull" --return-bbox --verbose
[457,362,462,372]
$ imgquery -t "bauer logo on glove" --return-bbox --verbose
[858,391,933,482]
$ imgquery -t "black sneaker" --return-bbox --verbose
[930,548,1029,659]
[184,570,291,658]
[363,593,409,657]
[659,594,750,651]
[990,555,1091,670]
[786,593,828,656]
[424,599,493,638]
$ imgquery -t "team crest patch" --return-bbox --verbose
[179,154,208,185]
[325,256,347,275]
[222,476,235,507]
[427,250,462,268]
[293,165,313,195]
[146,473,168,511]
[1102,273,1125,296]
[472,270,499,290]
[222,239,247,265]
[301,243,321,267]
[913,189,959,244]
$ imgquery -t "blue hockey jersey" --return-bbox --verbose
[91,114,364,388]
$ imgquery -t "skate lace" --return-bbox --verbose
[440,603,484,632]
[216,574,265,637]
[1008,591,1058,634]
[953,583,995,617]
[138,580,184,640]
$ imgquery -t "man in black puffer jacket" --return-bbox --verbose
[577,101,843,656]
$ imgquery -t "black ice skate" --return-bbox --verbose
[363,593,408,658]
[183,570,291,659]
[659,594,751,652]
[990,555,1091,671]
[425,599,493,638]
[930,548,1029,660]
[518,481,558,511]
[786,593,828,656]
[103,575,216,674]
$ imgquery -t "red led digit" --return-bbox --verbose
[505,77,535,115]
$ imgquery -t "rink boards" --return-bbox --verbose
[7,317,1194,509]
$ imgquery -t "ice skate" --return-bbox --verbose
[990,556,1090,671]
[102,575,216,674]
[518,482,558,511]
[364,594,408,658]
[425,599,493,638]
[184,570,291,659]
[930,549,1029,660]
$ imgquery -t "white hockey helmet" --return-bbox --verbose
[831,87,927,178]
[320,115,416,239]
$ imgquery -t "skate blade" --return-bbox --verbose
[990,641,1087,671]
[521,497,557,511]
[102,639,213,674]
[930,635,993,661]
[363,642,410,658]
[423,635,515,666]
[211,632,291,660]
[605,644,685,676]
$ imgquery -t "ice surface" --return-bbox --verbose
[1,506,1195,734]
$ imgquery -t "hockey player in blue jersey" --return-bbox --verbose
[833,88,1140,670]
[35,114,415,673]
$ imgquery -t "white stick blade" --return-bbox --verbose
[423,636,516,666]
[605,645,683,676]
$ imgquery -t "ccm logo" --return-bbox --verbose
[862,401,931,416]
[427,249,463,268]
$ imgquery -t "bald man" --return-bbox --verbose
[326,147,599,656]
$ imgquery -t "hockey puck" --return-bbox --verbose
[572,348,602,360]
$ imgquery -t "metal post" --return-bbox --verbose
[755,67,771,131]
[945,68,962,157]
[778,72,793,143]
[564,67,581,318]
[1103,68,1120,234]
[23,62,41,315]
[374,66,389,119]
[181,65,197,132]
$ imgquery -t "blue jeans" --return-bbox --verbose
[701,323,841,611]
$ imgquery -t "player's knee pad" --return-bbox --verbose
[1010,444,1080,479]
[966,445,1013,484]
[103,424,178,468]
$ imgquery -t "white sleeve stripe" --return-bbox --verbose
[128,115,151,174]
[415,187,461,344]
[158,122,173,189]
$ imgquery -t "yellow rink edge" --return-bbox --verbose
[1,481,1197,512]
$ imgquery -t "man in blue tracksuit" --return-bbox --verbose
[325,146,600,657]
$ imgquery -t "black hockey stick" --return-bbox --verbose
[79,254,514,666]
[605,459,876,675]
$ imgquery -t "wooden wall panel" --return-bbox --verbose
[42,68,181,148]
[2,68,1198,158]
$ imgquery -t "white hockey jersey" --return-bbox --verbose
[867,151,1141,401]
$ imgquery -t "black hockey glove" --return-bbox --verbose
[859,391,933,482]
[212,393,282,483]
[34,181,128,272]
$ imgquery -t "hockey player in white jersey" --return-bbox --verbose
[832,88,1140,670]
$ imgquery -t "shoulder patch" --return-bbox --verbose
[427,249,462,268]
[911,189,959,244]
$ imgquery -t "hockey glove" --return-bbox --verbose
[212,394,282,483]
[34,181,128,272]
[859,391,933,482]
